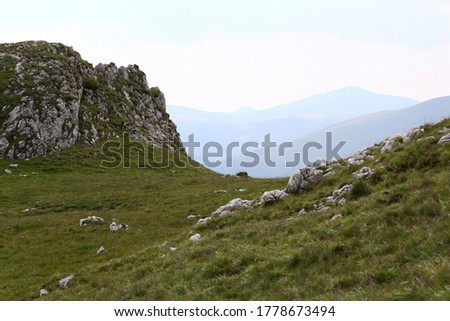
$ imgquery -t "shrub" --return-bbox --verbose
[348,180,371,200]
[82,77,99,90]
[149,86,161,98]
[236,171,249,177]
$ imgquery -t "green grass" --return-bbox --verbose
[0,119,449,300]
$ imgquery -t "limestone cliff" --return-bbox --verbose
[0,41,182,159]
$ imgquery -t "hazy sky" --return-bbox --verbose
[1,0,450,111]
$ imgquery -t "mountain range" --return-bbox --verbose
[167,88,450,177]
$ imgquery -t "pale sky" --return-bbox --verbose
[1,0,450,111]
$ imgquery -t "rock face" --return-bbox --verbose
[0,41,182,159]
[286,166,323,194]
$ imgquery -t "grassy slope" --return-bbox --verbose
[0,120,449,300]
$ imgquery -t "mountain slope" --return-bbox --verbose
[0,41,182,159]
[1,118,448,300]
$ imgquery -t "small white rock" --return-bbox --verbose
[10,164,18,168]
[96,246,105,255]
[4,169,12,174]
[298,208,307,215]
[186,215,197,220]
[58,275,74,289]
[169,247,177,251]
[39,288,49,296]
[331,214,343,220]
[189,233,202,242]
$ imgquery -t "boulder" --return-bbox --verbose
[39,288,49,296]
[58,275,74,289]
[96,246,105,255]
[437,133,450,145]
[80,215,104,227]
[190,233,202,242]
[261,189,289,204]
[286,166,323,194]
[211,198,252,217]
[331,214,343,220]
[353,167,373,179]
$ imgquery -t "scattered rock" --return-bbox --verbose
[353,167,373,179]
[58,275,74,289]
[332,184,352,200]
[186,215,198,220]
[297,208,307,215]
[32,172,38,175]
[313,159,328,168]
[237,188,247,192]
[10,164,18,168]
[318,206,331,212]
[338,198,347,206]
[197,217,211,224]
[39,288,49,296]
[437,133,450,145]
[286,166,323,194]
[21,208,36,212]
[211,198,252,217]
[214,190,227,194]
[347,156,364,166]
[4,169,12,174]
[439,127,449,133]
[261,189,289,204]
[189,233,202,242]
[19,173,27,177]
[169,247,177,251]
[331,214,343,220]
[109,219,129,232]
[96,246,105,255]
[80,215,104,227]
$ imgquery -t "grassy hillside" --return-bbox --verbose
[0,119,449,300]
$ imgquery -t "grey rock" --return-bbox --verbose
[80,215,104,227]
[211,198,252,217]
[186,215,197,220]
[189,233,202,242]
[4,169,12,174]
[353,167,373,179]
[109,219,128,232]
[261,189,289,204]
[286,166,323,194]
[9,163,18,168]
[39,288,49,296]
[437,133,450,145]
[328,184,352,202]
[96,246,105,255]
[297,208,307,215]
[382,127,424,152]
[58,275,74,289]
[331,214,343,220]
[213,190,227,194]
[169,247,177,251]
[197,217,211,224]
[338,198,347,206]
[319,206,331,212]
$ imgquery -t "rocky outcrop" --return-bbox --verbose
[381,127,424,152]
[286,166,323,194]
[0,41,182,159]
